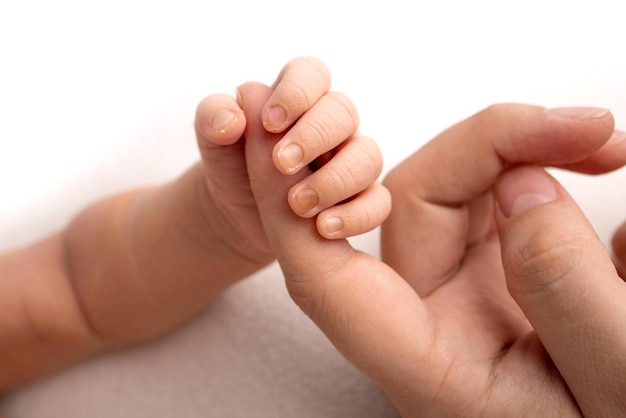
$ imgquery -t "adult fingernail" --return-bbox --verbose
[321,216,344,235]
[608,130,626,145]
[210,110,239,134]
[264,105,287,131]
[277,143,304,173]
[292,188,319,215]
[497,166,559,218]
[547,107,609,120]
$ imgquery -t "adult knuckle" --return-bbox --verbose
[478,103,509,121]
[472,103,514,132]
[283,248,346,320]
[504,228,589,298]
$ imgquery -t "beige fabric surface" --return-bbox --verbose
[1,254,400,417]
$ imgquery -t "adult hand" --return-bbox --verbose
[196,56,352,260]
[382,104,626,416]
[241,86,626,417]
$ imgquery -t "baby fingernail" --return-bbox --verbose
[321,216,344,235]
[264,105,287,131]
[547,107,609,120]
[292,188,319,215]
[210,110,239,134]
[278,143,304,172]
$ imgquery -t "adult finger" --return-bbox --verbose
[382,104,616,297]
[556,129,626,174]
[495,165,626,417]
[262,56,331,133]
[612,219,626,279]
[239,81,443,407]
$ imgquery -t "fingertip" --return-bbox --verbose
[262,57,331,133]
[273,141,305,174]
[607,129,626,146]
[317,215,345,239]
[496,165,626,416]
[546,106,611,121]
[316,183,391,239]
[263,104,288,133]
[235,85,243,108]
[208,109,246,144]
[494,165,559,219]
[495,165,621,313]
[288,186,319,218]
[195,93,246,146]
[553,129,626,175]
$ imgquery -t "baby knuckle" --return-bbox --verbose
[281,57,331,109]
[284,79,317,111]
[357,136,383,174]
[326,91,360,130]
[286,56,330,80]
[307,118,337,150]
[300,56,331,84]
[327,162,356,196]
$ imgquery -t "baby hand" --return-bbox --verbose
[194,57,389,243]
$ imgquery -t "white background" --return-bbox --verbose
[2,0,625,251]
[1,0,625,416]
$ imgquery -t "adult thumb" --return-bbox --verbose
[495,165,626,416]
